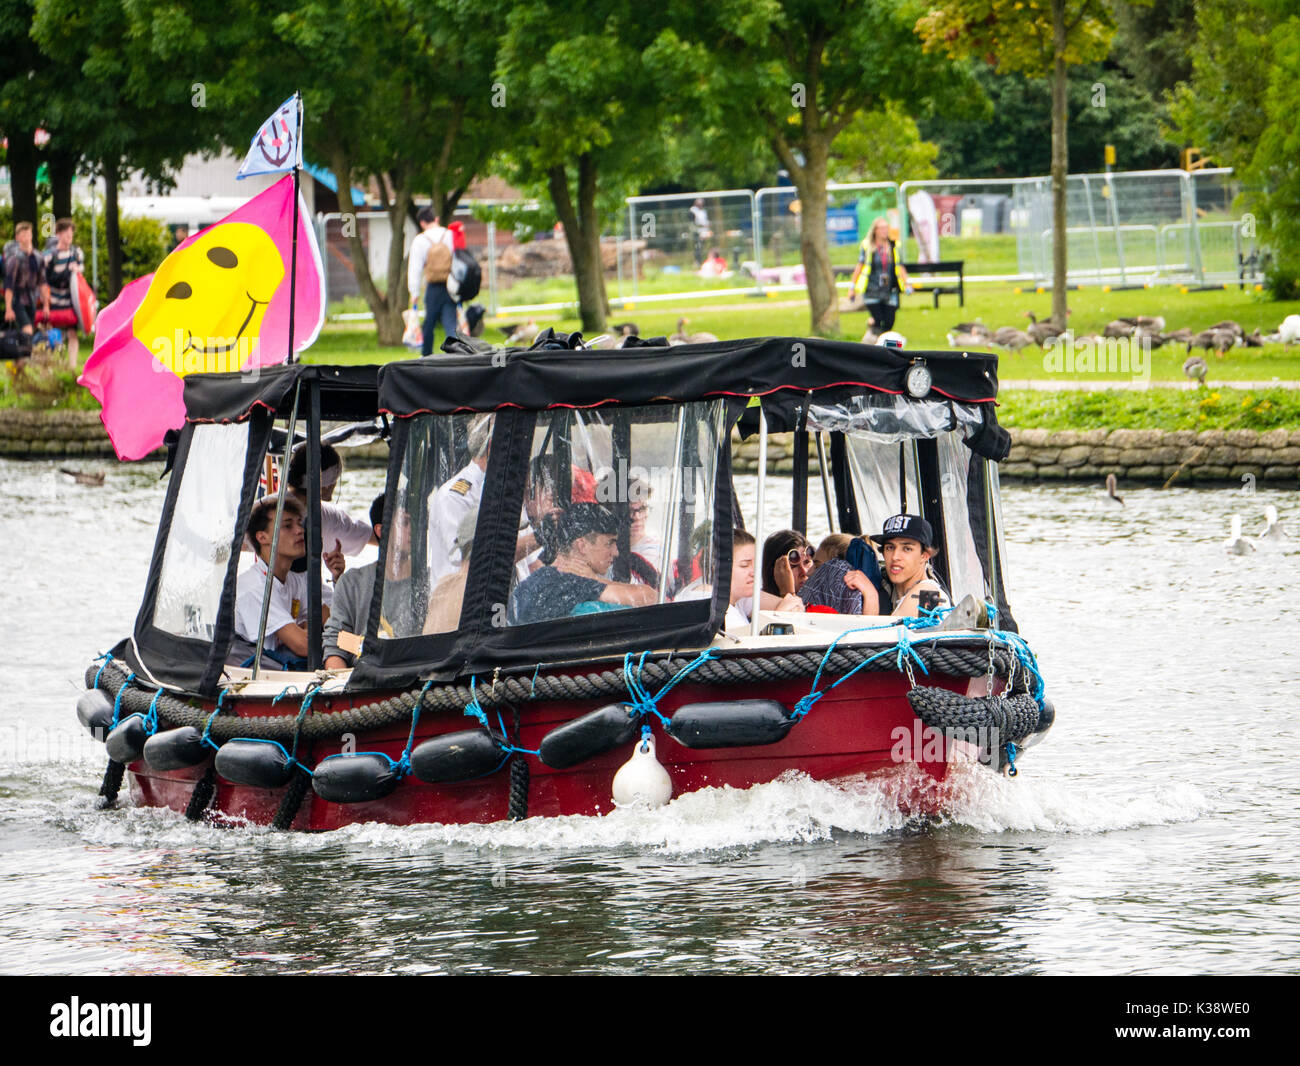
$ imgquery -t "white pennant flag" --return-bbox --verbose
[237,94,302,180]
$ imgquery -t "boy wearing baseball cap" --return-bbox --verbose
[846,513,950,618]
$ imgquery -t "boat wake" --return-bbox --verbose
[42,759,1212,856]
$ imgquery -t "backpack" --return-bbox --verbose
[447,248,482,302]
[422,229,452,284]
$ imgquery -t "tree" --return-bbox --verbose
[1169,1,1300,296]
[830,103,940,185]
[917,0,1115,329]
[32,0,227,296]
[686,0,979,336]
[919,61,1179,178]
[496,2,694,333]
[264,0,500,344]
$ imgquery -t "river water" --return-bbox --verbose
[1,458,1297,976]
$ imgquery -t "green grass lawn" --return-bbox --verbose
[7,280,1300,429]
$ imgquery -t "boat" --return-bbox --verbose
[75,331,1053,830]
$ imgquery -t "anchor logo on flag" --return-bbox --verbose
[237,94,302,180]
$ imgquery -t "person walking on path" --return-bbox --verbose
[4,221,49,340]
[42,218,86,369]
[850,217,909,334]
[407,206,458,356]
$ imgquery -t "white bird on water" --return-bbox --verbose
[1258,504,1290,542]
[1223,514,1256,555]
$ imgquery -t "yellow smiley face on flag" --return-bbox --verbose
[135,223,285,374]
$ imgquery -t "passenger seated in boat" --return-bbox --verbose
[507,503,655,624]
[848,514,951,618]
[798,533,868,614]
[424,506,478,634]
[286,443,376,560]
[323,495,418,668]
[517,456,598,583]
[676,529,802,624]
[232,495,341,669]
[762,529,815,600]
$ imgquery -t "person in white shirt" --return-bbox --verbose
[407,205,458,356]
[426,416,492,584]
[286,443,377,560]
[234,495,341,669]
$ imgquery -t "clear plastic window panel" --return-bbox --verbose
[807,393,983,441]
[845,435,922,534]
[937,430,987,604]
[153,422,250,640]
[506,402,724,626]
[383,412,495,638]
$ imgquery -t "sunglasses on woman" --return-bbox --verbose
[786,546,814,567]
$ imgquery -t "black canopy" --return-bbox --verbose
[183,362,383,424]
[377,336,1000,417]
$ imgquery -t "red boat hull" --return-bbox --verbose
[128,671,992,829]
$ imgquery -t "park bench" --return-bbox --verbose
[834,259,966,308]
[901,260,965,307]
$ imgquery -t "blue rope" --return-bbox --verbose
[288,686,320,766]
[620,649,716,727]
[111,671,137,728]
[92,651,113,690]
[143,688,165,735]
[394,680,436,776]
[529,664,541,698]
[1004,742,1018,776]
[493,709,540,758]
[462,676,490,730]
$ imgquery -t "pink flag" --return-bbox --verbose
[79,174,325,460]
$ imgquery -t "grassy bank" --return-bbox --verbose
[997,387,1300,432]
[7,278,1300,421]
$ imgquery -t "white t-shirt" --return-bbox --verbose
[235,558,334,651]
[427,460,484,583]
[320,500,375,557]
[674,580,749,632]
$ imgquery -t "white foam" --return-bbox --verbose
[55,759,1212,856]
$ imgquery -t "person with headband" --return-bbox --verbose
[286,443,377,567]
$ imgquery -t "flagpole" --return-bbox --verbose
[287,90,302,365]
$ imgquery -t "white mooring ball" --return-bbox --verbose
[611,734,673,809]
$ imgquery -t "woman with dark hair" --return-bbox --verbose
[761,529,814,598]
[509,503,655,624]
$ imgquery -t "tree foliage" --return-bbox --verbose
[1170,0,1300,296]
[495,1,697,331]
[830,102,940,185]
[917,0,1116,327]
[680,0,979,335]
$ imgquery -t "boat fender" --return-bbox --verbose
[612,734,672,809]
[538,703,639,769]
[1019,698,1056,751]
[311,752,402,804]
[905,686,1042,744]
[76,689,115,741]
[409,729,505,784]
[143,727,211,772]
[665,700,795,749]
[214,738,295,790]
[105,714,151,765]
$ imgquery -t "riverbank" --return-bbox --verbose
[10,409,1295,486]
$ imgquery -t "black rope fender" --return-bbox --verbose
[85,641,1029,745]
